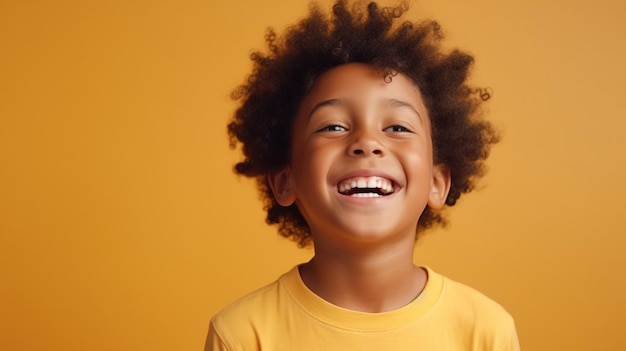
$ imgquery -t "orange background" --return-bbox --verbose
[1,0,625,350]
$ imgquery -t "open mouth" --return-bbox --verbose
[337,176,395,197]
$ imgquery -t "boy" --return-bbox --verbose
[207,1,519,350]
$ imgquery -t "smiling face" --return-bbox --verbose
[269,63,450,248]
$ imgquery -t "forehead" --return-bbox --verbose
[297,63,427,116]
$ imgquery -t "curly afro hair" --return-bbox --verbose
[227,0,500,247]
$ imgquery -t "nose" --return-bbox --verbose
[348,129,384,157]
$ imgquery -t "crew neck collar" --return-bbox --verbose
[279,265,444,331]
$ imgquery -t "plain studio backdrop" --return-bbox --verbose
[1,0,624,350]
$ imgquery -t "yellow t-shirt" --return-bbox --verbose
[206,266,520,351]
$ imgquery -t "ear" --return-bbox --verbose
[427,164,451,210]
[267,168,297,207]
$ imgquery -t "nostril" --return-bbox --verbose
[351,148,383,156]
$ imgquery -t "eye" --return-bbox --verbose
[316,124,347,132]
[384,125,413,133]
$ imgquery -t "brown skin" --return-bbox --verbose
[269,63,450,312]
[298,235,427,313]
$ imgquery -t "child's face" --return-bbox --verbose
[270,63,450,246]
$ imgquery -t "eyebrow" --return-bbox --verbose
[387,98,422,122]
[307,99,342,121]
[307,98,422,122]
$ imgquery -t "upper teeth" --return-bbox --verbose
[338,176,394,195]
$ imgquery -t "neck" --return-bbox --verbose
[299,236,426,313]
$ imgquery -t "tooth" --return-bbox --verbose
[338,177,395,194]
[353,192,380,198]
[367,178,377,188]
[357,179,366,188]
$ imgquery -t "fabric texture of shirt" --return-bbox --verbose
[206,265,520,351]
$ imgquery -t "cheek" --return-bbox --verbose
[398,143,434,179]
[305,145,331,171]
[293,143,339,187]
[395,139,429,159]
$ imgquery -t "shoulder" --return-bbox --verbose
[422,268,511,315]
[441,275,513,320]
[211,277,281,326]
[208,268,297,350]
[429,270,520,350]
